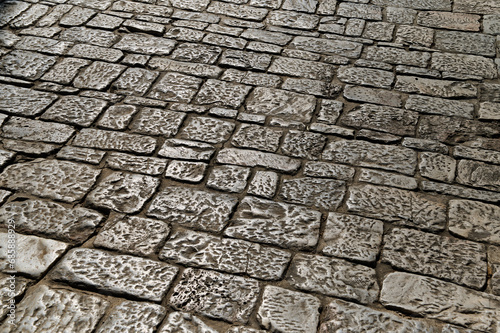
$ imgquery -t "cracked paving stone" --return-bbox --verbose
[194,79,251,108]
[347,184,446,232]
[73,61,125,90]
[114,33,175,55]
[0,273,31,320]
[160,228,291,280]
[41,96,107,127]
[170,268,260,324]
[1,116,75,144]
[217,148,301,173]
[87,172,159,214]
[419,152,456,183]
[171,43,222,64]
[257,286,320,333]
[245,87,317,123]
[158,139,215,161]
[231,124,283,152]
[247,171,279,198]
[0,199,103,244]
[41,58,91,85]
[51,248,178,301]
[380,272,500,332]
[129,108,185,137]
[0,232,69,278]
[224,196,321,249]
[9,4,49,28]
[0,159,100,203]
[107,152,167,175]
[322,212,383,263]
[323,140,417,175]
[281,130,327,160]
[95,301,166,333]
[448,200,500,246]
[94,213,170,257]
[179,116,235,144]
[112,67,158,96]
[0,50,57,80]
[207,165,251,193]
[456,159,500,191]
[287,253,379,304]
[384,228,487,289]
[165,160,207,182]
[73,128,157,154]
[268,56,336,81]
[148,186,238,232]
[148,72,201,102]
[97,105,138,130]
[279,177,346,211]
[0,285,109,333]
[158,312,219,333]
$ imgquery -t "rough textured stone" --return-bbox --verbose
[322,140,417,175]
[96,301,165,333]
[170,268,260,323]
[180,116,235,144]
[232,124,282,152]
[207,165,251,193]
[225,196,321,249]
[405,95,474,119]
[114,33,175,55]
[422,181,500,203]
[358,169,418,190]
[257,286,320,333]
[247,171,279,198]
[347,184,446,232]
[97,105,137,130]
[479,102,500,120]
[159,312,219,333]
[304,162,355,180]
[113,67,158,96]
[94,213,169,256]
[161,229,290,280]
[165,160,207,182]
[1,116,74,144]
[0,84,57,116]
[0,159,100,203]
[16,36,73,55]
[456,159,500,192]
[338,66,394,89]
[148,186,238,232]
[366,47,430,67]
[73,61,125,90]
[419,152,456,183]
[148,72,201,102]
[279,177,346,211]
[395,76,477,98]
[454,0,500,15]
[269,56,335,81]
[42,96,107,127]
[383,228,487,289]
[220,50,272,71]
[194,79,251,108]
[41,57,90,84]
[431,52,497,79]
[73,128,157,154]
[171,43,221,64]
[107,152,167,175]
[380,272,500,332]
[281,130,326,160]
[130,108,185,136]
[87,172,159,214]
[417,11,480,31]
[266,11,319,30]
[291,36,362,58]
[57,146,105,165]
[52,248,178,301]
[0,285,109,333]
[217,148,301,173]
[59,27,119,47]
[158,139,215,161]
[395,25,434,47]
[149,57,222,78]
[0,50,57,80]
[0,273,30,321]
[322,213,383,263]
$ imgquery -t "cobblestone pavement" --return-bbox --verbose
[0,0,500,332]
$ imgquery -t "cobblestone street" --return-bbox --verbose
[1,0,500,332]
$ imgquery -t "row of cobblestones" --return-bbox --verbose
[0,0,500,332]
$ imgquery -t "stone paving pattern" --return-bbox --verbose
[0,0,499,332]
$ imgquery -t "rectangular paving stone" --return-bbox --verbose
[111,0,172,16]
[179,116,234,144]
[479,102,500,120]
[59,27,119,47]
[267,10,319,29]
[371,0,451,10]
[322,140,417,175]
[147,186,238,232]
[453,145,500,164]
[431,53,497,79]
[170,268,260,324]
[417,11,481,31]
[359,168,418,190]
[148,72,201,102]
[454,0,500,14]
[383,228,487,289]
[194,79,251,108]
[207,165,250,193]
[457,159,500,191]
[95,301,165,333]
[9,3,49,28]
[366,47,430,67]
[0,1,30,27]
[220,50,272,71]
[97,105,137,130]
[0,285,109,333]
[107,152,167,175]
[337,2,382,20]
[160,229,291,280]
[1,116,75,143]
[113,67,158,96]
[73,61,125,90]
[232,124,283,152]
[51,248,178,301]
[245,87,316,122]
[395,76,477,98]
[165,160,207,183]
[337,66,394,89]
[281,130,326,160]
[149,57,222,78]
[268,56,335,81]
[279,177,346,211]
[247,171,279,198]
[287,253,379,304]
[304,161,355,180]
[405,95,474,119]
[130,108,186,137]
[0,159,100,203]
[291,36,362,58]
[217,148,301,173]
[207,1,268,21]
[172,43,221,64]
[159,312,219,333]
[114,33,175,55]
[449,200,500,246]
[73,128,157,154]
[395,25,434,47]
[240,28,292,45]
[347,184,446,231]
[41,58,91,85]
[158,139,215,161]
[0,50,57,80]
[380,272,500,332]
[41,96,107,127]
[15,36,74,55]
[422,180,500,203]
[203,33,247,49]
[57,146,105,165]
[224,196,322,249]
[68,44,123,62]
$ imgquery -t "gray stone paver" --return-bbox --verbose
[1,1,499,331]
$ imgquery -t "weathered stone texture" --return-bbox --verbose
[456,159,500,192]
[95,301,166,333]
[73,128,157,154]
[159,312,219,333]
[180,116,235,144]
[279,177,346,211]
[395,76,477,98]
[217,148,301,173]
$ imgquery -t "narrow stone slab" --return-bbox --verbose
[106,152,167,175]
[380,272,500,332]
[347,184,446,232]
[257,286,320,333]
[207,1,268,20]
[269,56,335,81]
[338,66,394,89]
[0,159,100,203]
[95,301,165,333]
[0,200,103,244]
[405,95,474,119]
[1,116,75,144]
[366,47,430,67]
[371,0,451,10]
[266,11,319,30]
[160,229,291,280]
[383,228,487,289]
[456,159,500,192]
[148,186,238,232]
[279,177,346,211]
[51,248,178,301]
[158,139,215,161]
[287,253,379,304]
[217,148,301,173]
[417,11,480,31]
[114,33,176,55]
[291,36,362,58]
[431,53,497,79]
[73,128,157,154]
[322,140,417,175]
[0,285,109,333]
[224,196,321,249]
[170,268,260,324]
[0,84,57,116]
[148,57,222,78]
[87,172,160,214]
[454,0,500,14]
[422,180,500,203]
[395,76,477,98]
[449,200,500,246]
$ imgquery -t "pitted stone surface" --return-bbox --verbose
[159,312,219,333]
[224,196,322,249]
[207,165,251,193]
[107,152,167,175]
[2,116,75,143]
[130,108,185,136]
[456,159,500,191]
[165,160,207,182]
[279,177,346,211]
[41,96,107,127]
[0,50,57,80]
[158,139,215,160]
[0,285,109,333]
[180,116,235,143]
[0,273,31,321]
[73,128,157,154]
[51,248,178,301]
[73,61,126,90]
[232,124,283,152]
[281,130,326,160]
[194,79,251,108]
[148,72,201,102]
[95,301,166,333]
[0,84,57,116]
[148,186,238,232]
[170,268,260,323]
[217,148,302,173]
[114,33,175,55]
[247,171,279,198]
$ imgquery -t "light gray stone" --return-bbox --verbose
[257,286,320,333]
[98,105,137,130]
[269,56,335,81]
[266,10,319,30]
[42,96,107,127]
[224,196,321,249]
[422,180,500,203]
[457,160,500,191]
[1,116,74,144]
[180,116,235,144]
[279,177,345,211]
[57,146,106,165]
[9,4,49,28]
[232,124,282,152]
[217,148,301,173]
[171,43,222,64]
[240,28,292,45]
[479,102,500,120]
[0,84,57,116]
[59,27,119,47]
[73,61,125,90]
[431,52,497,79]
[454,0,500,15]
[358,169,418,190]
[291,36,363,58]
[165,160,207,182]
[96,301,165,333]
[395,25,434,47]
[338,67,394,89]
[0,1,31,27]
[281,130,326,160]
[395,76,477,98]
[337,2,382,20]
[194,79,251,108]
[366,47,430,67]
[0,50,57,80]
[114,33,175,55]
[130,108,185,137]
[148,57,222,78]
[60,6,96,26]
[362,21,395,41]
[419,152,456,183]
[247,171,279,198]
[454,145,500,164]
[107,152,167,175]
[207,1,268,20]
[371,0,451,10]
[405,95,474,119]
[484,15,500,34]
[402,138,449,154]
[148,72,201,102]
[0,273,30,321]
[303,162,355,180]
[41,57,91,85]
[15,36,73,55]
[87,13,124,29]
[111,0,173,16]
[220,50,272,71]
[113,67,158,96]
[159,312,219,333]
[207,165,251,193]
[158,139,215,161]
[417,11,480,31]
[73,128,157,154]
